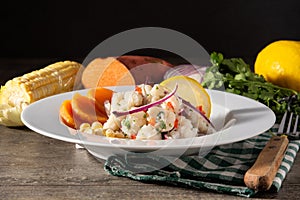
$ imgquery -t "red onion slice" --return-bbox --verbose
[163,64,208,83]
[180,97,215,131]
[112,84,178,117]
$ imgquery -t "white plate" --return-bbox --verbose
[21,86,276,160]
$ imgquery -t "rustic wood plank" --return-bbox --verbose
[0,185,250,200]
[1,125,300,199]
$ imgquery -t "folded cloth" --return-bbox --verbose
[104,127,300,198]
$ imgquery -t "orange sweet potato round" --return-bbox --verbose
[87,87,113,106]
[59,99,75,129]
[71,93,108,127]
[81,57,135,88]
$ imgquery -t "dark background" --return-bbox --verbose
[1,0,300,69]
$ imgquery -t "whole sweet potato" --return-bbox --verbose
[81,55,173,88]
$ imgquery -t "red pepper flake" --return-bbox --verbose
[131,134,136,139]
[174,118,179,129]
[135,86,142,94]
[196,105,206,116]
[166,101,174,111]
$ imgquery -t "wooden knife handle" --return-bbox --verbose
[244,136,289,191]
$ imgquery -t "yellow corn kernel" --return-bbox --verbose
[104,129,125,138]
[91,121,103,129]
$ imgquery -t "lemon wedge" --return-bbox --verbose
[160,75,211,117]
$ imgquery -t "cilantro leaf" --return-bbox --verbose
[202,52,300,118]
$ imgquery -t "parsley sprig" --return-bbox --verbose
[202,52,300,118]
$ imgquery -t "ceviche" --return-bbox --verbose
[77,84,216,140]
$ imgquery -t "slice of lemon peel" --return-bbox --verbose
[160,75,211,117]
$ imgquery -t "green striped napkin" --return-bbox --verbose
[104,126,300,197]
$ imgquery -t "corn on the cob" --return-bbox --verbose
[0,60,83,127]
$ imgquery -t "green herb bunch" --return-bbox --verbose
[202,52,300,118]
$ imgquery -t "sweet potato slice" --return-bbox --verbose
[97,59,135,87]
[59,99,75,129]
[71,93,108,127]
[81,57,135,88]
[87,87,113,106]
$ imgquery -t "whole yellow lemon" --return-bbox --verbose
[254,40,300,92]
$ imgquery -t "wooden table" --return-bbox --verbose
[1,59,300,199]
